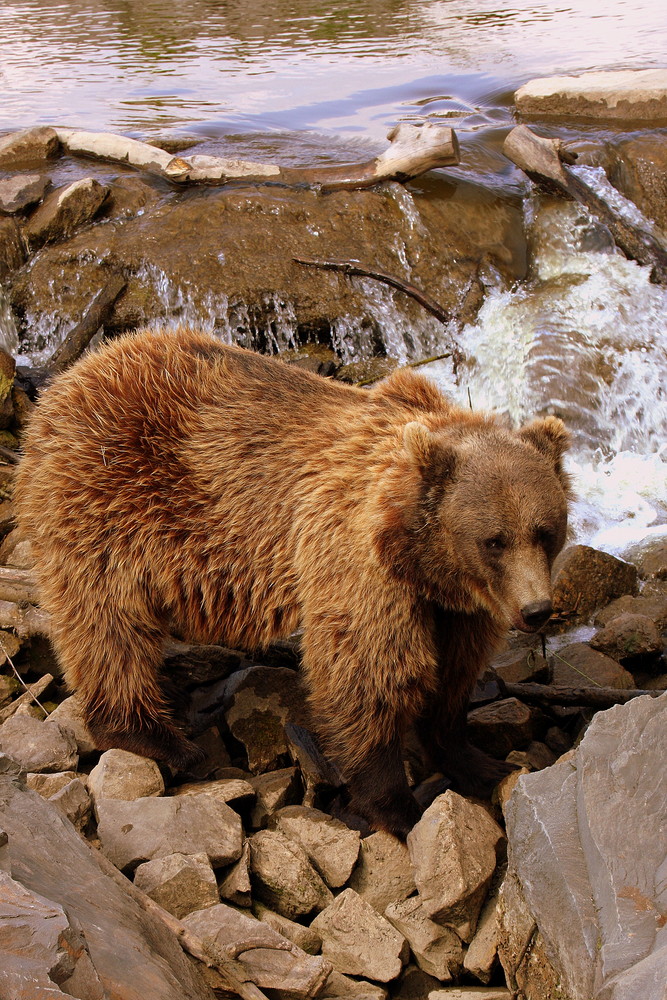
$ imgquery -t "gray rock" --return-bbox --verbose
[49,777,92,832]
[250,765,302,827]
[0,126,59,169]
[347,830,416,913]
[248,828,333,919]
[182,902,332,997]
[0,764,216,1000]
[0,217,26,281]
[96,792,243,871]
[253,899,323,954]
[133,852,219,919]
[385,895,464,981]
[0,714,78,773]
[218,839,252,907]
[501,693,667,1000]
[407,792,505,942]
[171,776,255,808]
[311,888,408,983]
[551,642,635,689]
[271,804,360,888]
[0,173,49,213]
[594,592,667,630]
[516,69,667,122]
[0,870,105,999]
[467,698,536,758]
[88,748,165,802]
[224,664,307,773]
[589,613,663,664]
[48,696,97,755]
[24,177,109,249]
[506,741,557,772]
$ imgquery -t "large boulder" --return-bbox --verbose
[499,692,667,1000]
[516,69,667,123]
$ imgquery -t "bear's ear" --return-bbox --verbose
[403,422,456,480]
[519,416,570,470]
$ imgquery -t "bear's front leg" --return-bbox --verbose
[346,735,422,841]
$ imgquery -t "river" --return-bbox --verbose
[1,0,666,556]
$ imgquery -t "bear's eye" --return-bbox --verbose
[484,535,506,553]
[536,527,556,550]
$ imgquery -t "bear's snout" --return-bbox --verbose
[518,599,553,631]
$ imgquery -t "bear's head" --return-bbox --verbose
[376,414,571,632]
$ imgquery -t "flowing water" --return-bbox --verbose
[1,0,666,555]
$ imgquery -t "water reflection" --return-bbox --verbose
[1,0,663,142]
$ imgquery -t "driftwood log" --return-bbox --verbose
[498,680,663,709]
[55,123,460,190]
[503,124,667,283]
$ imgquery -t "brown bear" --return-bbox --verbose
[15,326,570,840]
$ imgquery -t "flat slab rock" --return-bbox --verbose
[96,792,243,871]
[501,692,667,1000]
[89,748,165,802]
[249,827,333,919]
[0,714,78,773]
[0,754,214,1000]
[270,804,360,887]
[516,69,667,122]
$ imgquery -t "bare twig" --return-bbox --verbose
[0,566,40,605]
[0,672,53,724]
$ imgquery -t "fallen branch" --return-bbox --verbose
[503,124,667,283]
[0,599,49,637]
[294,257,464,373]
[0,672,53,724]
[498,680,663,709]
[56,123,460,191]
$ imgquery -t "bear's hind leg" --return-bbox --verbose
[52,609,203,770]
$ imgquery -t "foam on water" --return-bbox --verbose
[421,195,667,557]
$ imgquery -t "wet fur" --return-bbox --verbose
[16,327,570,839]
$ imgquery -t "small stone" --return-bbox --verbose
[494,767,530,819]
[552,544,638,621]
[407,791,505,942]
[49,777,92,832]
[551,642,635,689]
[391,965,441,1000]
[0,675,20,706]
[463,875,503,984]
[589,613,663,664]
[490,648,549,684]
[26,770,79,797]
[506,741,557,771]
[544,726,572,757]
[271,804,360,888]
[224,664,307,773]
[0,173,49,213]
[24,177,109,249]
[253,900,323,954]
[0,714,78,773]
[88,748,165,802]
[96,793,243,871]
[48,696,97,755]
[249,828,333,919]
[428,989,511,999]
[516,69,667,122]
[218,840,252,907]
[0,126,59,169]
[249,766,301,827]
[347,830,416,913]
[385,895,464,981]
[312,888,408,983]
[133,852,219,919]
[186,725,232,779]
[467,698,536,758]
[624,537,667,580]
[182,902,332,996]
[320,970,389,998]
[171,777,255,808]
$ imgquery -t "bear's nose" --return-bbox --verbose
[521,599,553,629]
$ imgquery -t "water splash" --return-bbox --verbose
[0,288,19,357]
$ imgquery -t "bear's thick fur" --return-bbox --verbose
[16,327,570,839]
